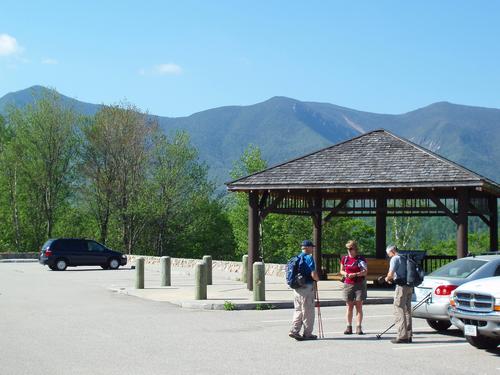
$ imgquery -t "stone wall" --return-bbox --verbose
[0,252,38,260]
[126,255,286,277]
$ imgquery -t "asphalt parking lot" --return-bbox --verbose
[1,263,498,375]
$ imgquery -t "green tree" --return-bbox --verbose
[81,103,154,252]
[227,145,267,258]
[7,90,80,243]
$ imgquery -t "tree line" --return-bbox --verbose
[0,90,234,259]
[0,90,492,262]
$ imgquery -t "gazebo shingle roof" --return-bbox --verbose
[227,129,500,193]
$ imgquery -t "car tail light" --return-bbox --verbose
[45,249,53,257]
[434,285,457,296]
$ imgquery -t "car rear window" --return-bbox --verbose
[41,240,53,250]
[430,258,487,278]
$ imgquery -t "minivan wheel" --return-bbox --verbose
[55,259,68,271]
[109,258,120,270]
[426,319,451,331]
[465,335,500,350]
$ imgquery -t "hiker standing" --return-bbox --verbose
[385,245,413,344]
[289,240,320,341]
[340,240,368,335]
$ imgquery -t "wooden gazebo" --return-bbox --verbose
[226,130,500,289]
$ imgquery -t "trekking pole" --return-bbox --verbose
[314,281,325,339]
[376,292,432,340]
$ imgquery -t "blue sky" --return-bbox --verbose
[1,1,499,117]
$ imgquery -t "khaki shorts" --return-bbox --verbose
[342,280,367,302]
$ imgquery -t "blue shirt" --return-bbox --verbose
[299,252,315,284]
[389,254,407,281]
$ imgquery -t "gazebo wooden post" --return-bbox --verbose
[456,189,469,258]
[247,191,260,290]
[375,195,387,259]
[312,196,323,279]
[489,196,498,252]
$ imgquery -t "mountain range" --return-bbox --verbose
[1,86,499,186]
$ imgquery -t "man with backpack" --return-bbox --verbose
[288,240,320,341]
[385,245,413,344]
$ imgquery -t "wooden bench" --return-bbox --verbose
[326,258,390,284]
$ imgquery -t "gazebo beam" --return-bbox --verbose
[312,196,323,279]
[456,189,469,258]
[489,197,498,251]
[375,196,387,259]
[247,192,260,290]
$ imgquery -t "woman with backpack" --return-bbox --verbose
[340,240,368,335]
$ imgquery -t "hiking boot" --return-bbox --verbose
[288,332,303,341]
[356,326,364,335]
[302,334,318,340]
[391,338,411,344]
[344,325,353,335]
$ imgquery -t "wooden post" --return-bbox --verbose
[489,197,498,252]
[312,196,323,279]
[160,256,171,287]
[242,254,248,284]
[253,262,265,301]
[456,189,469,258]
[376,196,387,259]
[247,192,260,291]
[135,257,144,289]
[203,255,213,285]
[195,262,207,300]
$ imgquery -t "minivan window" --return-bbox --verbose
[53,239,86,252]
[88,241,105,252]
[430,258,487,279]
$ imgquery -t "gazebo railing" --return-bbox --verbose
[321,253,342,274]
[422,255,456,273]
[321,253,456,275]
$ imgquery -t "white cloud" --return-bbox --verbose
[41,58,58,65]
[0,34,22,56]
[154,63,182,75]
[139,63,183,76]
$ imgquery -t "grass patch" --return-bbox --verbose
[255,303,276,310]
[223,301,236,311]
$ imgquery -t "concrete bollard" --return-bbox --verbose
[242,254,248,284]
[160,256,171,287]
[135,257,145,289]
[195,262,207,300]
[203,255,213,285]
[253,262,265,301]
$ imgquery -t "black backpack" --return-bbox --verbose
[401,254,424,287]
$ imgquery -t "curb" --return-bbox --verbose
[178,297,394,311]
[0,259,38,263]
[108,286,393,310]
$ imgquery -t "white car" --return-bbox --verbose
[448,277,500,350]
[412,255,500,331]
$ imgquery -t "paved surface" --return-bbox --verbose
[107,263,394,309]
[1,263,499,375]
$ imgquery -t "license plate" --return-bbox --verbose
[464,324,477,337]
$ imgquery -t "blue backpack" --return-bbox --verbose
[286,254,309,289]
